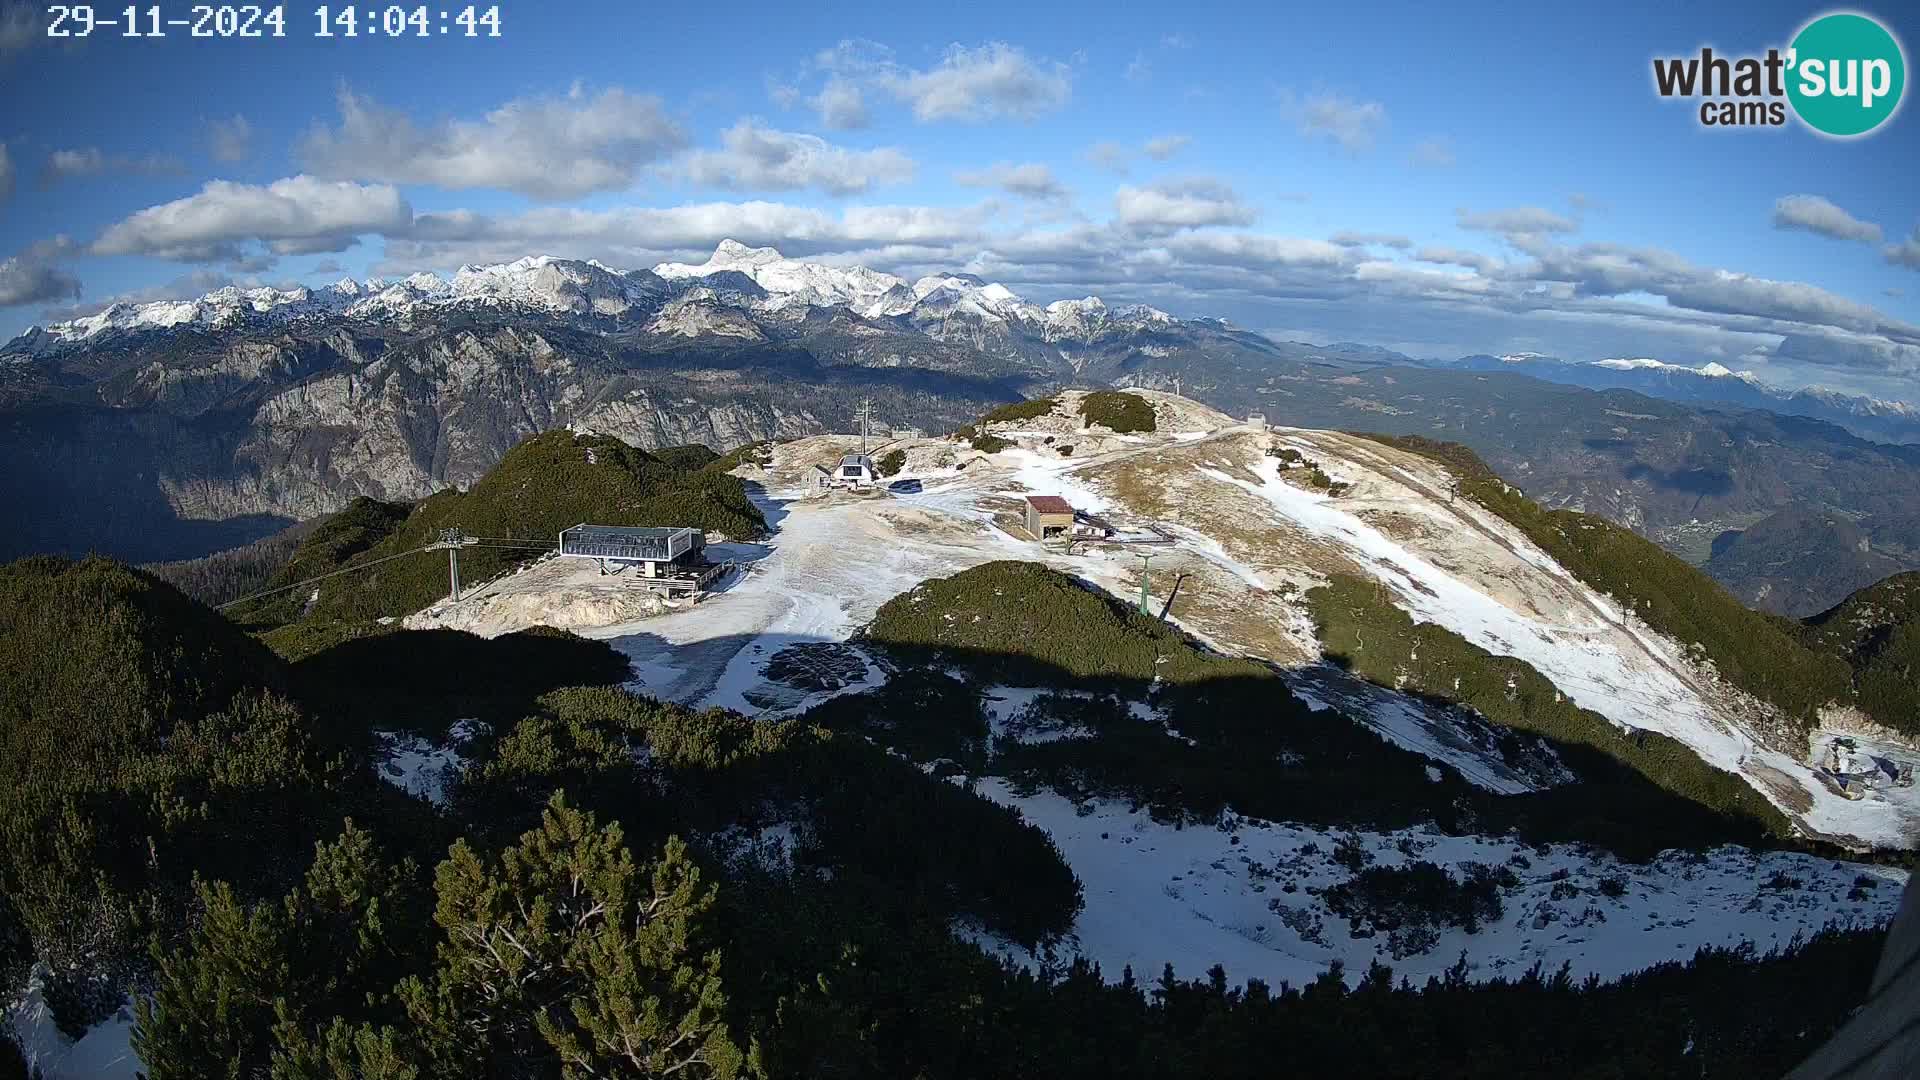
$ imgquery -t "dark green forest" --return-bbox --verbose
[1801,571,1920,737]
[1078,390,1157,433]
[0,555,1896,1078]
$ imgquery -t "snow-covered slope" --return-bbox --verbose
[968,784,1903,989]
[1592,357,1753,380]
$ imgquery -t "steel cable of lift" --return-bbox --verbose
[213,545,434,610]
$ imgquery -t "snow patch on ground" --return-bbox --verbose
[1285,666,1567,795]
[374,719,486,806]
[984,686,1100,747]
[1000,447,1116,515]
[971,783,1908,989]
[6,969,140,1080]
[586,486,1034,716]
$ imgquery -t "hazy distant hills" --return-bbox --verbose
[1433,352,1920,447]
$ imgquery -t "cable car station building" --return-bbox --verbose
[557,524,725,592]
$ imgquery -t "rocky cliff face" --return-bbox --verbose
[0,316,1004,560]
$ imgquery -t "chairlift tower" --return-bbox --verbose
[1133,551,1159,616]
[429,528,479,601]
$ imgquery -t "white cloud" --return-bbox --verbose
[954,161,1065,200]
[1457,206,1579,236]
[1512,239,1919,344]
[1161,231,1350,269]
[297,85,687,200]
[37,269,239,321]
[1772,194,1883,243]
[1126,52,1152,83]
[879,42,1072,122]
[1143,134,1192,161]
[677,121,914,196]
[388,200,996,271]
[1085,141,1131,174]
[810,78,869,129]
[1415,245,1501,274]
[1114,178,1257,234]
[1286,91,1386,151]
[0,237,81,308]
[0,260,80,307]
[92,175,412,261]
[814,38,893,76]
[1888,225,1920,271]
[205,115,253,163]
[69,162,1903,386]
[1330,231,1412,249]
[766,78,802,109]
[1409,136,1456,168]
[40,147,185,184]
[794,39,1072,125]
[373,201,1916,382]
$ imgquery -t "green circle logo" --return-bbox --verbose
[1787,12,1906,136]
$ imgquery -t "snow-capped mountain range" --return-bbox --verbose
[1457,351,1920,444]
[5,240,1183,355]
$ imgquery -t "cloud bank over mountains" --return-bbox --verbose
[5,41,1917,400]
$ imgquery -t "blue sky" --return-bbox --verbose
[1,0,1917,398]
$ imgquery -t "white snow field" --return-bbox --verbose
[966,784,1906,989]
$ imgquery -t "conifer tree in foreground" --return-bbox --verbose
[133,797,747,1079]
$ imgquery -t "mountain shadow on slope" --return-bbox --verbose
[1704,508,1907,617]
[0,554,1902,1078]
[1802,572,1920,740]
[811,561,1834,862]
[0,556,418,1034]
[0,401,296,563]
[283,624,635,739]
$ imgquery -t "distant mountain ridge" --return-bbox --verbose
[6,241,1920,617]
[1434,352,1920,446]
[9,241,1195,356]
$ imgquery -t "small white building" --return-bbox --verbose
[836,453,877,489]
[810,464,834,491]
